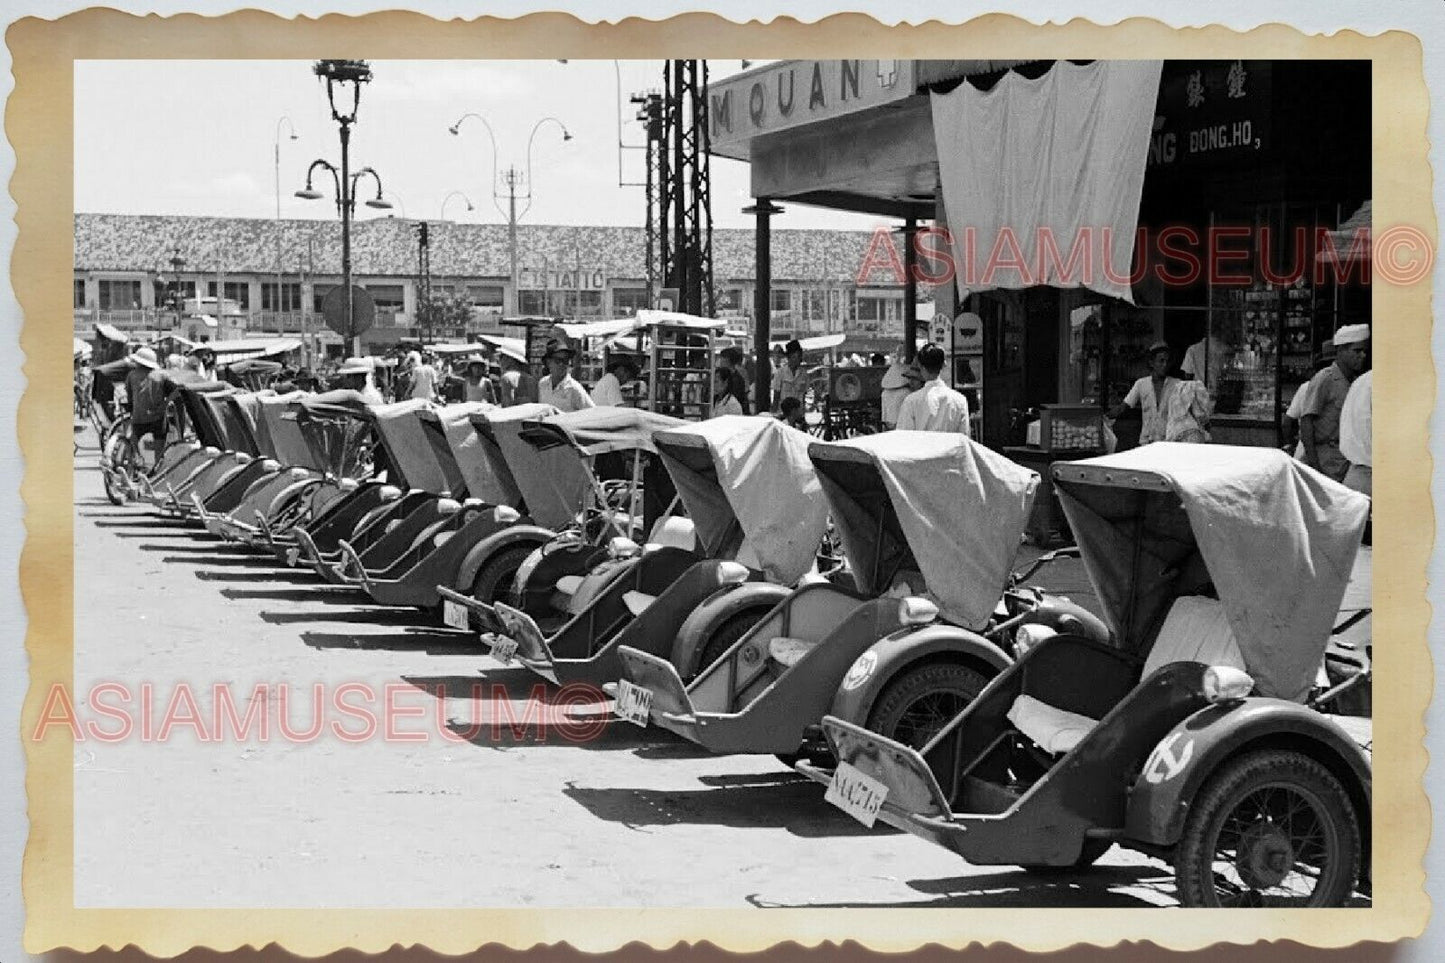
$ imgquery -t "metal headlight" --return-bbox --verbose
[1202,665,1255,703]
[607,536,641,559]
[1013,623,1057,656]
[899,597,939,626]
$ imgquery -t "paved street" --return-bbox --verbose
[70,444,1182,910]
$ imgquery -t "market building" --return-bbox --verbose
[711,58,1371,448]
[73,213,931,354]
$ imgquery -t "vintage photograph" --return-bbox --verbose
[15,9,1431,954]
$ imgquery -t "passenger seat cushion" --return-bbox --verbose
[553,575,583,597]
[622,591,656,618]
[1143,596,1246,679]
[767,637,818,668]
[1007,694,1098,755]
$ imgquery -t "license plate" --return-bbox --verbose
[285,546,300,567]
[613,680,653,727]
[442,599,471,631]
[825,761,890,828]
[490,635,518,665]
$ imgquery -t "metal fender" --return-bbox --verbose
[265,477,322,518]
[1022,596,1111,645]
[454,523,553,590]
[828,624,1013,727]
[1124,698,1373,849]
[669,580,793,680]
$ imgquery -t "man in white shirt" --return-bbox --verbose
[1339,368,1372,496]
[880,359,922,429]
[895,343,970,435]
[589,356,637,407]
[538,340,595,413]
[1181,333,1230,391]
[405,350,438,401]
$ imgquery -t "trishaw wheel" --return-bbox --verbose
[1175,749,1360,907]
[687,608,771,682]
[471,544,536,606]
[102,469,125,506]
[866,661,989,750]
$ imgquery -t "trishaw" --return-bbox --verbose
[203,389,377,544]
[613,430,1105,759]
[318,401,546,612]
[800,443,1372,907]
[284,397,476,571]
[323,402,564,593]
[144,381,273,514]
[450,415,826,687]
[188,389,314,518]
[497,406,694,625]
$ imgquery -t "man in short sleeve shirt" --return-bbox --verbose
[1301,324,1369,483]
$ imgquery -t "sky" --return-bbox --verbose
[74,59,885,233]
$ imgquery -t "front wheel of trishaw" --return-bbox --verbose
[1174,749,1361,907]
[471,544,538,606]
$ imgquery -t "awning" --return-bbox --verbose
[770,333,845,352]
[634,309,728,330]
[200,338,302,361]
[557,318,643,339]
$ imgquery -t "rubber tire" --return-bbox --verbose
[1174,749,1361,908]
[684,607,772,683]
[470,544,537,606]
[865,661,990,750]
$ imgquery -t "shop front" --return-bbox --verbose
[715,58,1370,450]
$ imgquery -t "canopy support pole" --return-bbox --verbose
[902,218,919,362]
[745,199,783,413]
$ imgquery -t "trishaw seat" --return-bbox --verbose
[768,636,818,668]
[645,516,695,552]
[554,575,584,598]
[1010,596,1247,756]
[622,591,656,617]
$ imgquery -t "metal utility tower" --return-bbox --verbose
[661,61,714,316]
[416,221,432,342]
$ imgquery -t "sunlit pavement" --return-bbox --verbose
[68,439,1179,910]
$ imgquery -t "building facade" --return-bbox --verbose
[74,214,930,352]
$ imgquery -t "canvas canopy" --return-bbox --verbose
[293,390,378,479]
[435,403,520,507]
[809,432,1039,631]
[252,390,310,464]
[520,406,686,458]
[373,400,454,494]
[1052,443,1369,702]
[557,319,643,340]
[654,415,828,584]
[633,309,729,330]
[475,403,584,530]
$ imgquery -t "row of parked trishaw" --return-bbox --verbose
[98,369,1375,908]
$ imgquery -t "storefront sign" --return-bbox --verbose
[1149,60,1272,168]
[518,267,607,291]
[710,60,917,155]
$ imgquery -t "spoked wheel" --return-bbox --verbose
[470,544,537,606]
[866,661,989,749]
[686,607,772,683]
[101,428,139,506]
[1175,749,1361,907]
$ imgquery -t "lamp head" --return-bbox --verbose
[365,197,392,210]
[448,124,460,135]
[295,188,324,201]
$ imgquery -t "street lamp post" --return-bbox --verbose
[300,60,391,357]
[440,190,474,221]
[450,112,571,317]
[273,115,298,336]
[169,248,187,332]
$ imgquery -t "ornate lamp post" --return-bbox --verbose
[449,112,571,316]
[296,60,391,356]
[273,115,298,336]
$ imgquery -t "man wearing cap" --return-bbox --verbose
[186,345,216,381]
[538,339,594,413]
[332,357,384,403]
[896,343,971,435]
[1301,323,1369,482]
[1109,341,1209,445]
[773,339,810,412]
[590,356,637,407]
[497,346,537,406]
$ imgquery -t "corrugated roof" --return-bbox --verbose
[74,213,919,286]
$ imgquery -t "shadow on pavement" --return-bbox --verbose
[195,569,319,583]
[135,541,255,553]
[299,628,480,656]
[162,554,294,568]
[562,779,884,837]
[260,607,426,626]
[746,863,1174,908]
[219,586,366,604]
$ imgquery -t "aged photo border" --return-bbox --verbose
[12,8,1433,955]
